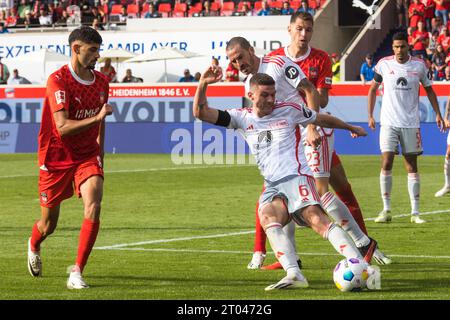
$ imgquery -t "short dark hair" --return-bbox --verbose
[68,26,102,46]
[290,11,314,25]
[392,31,408,42]
[226,37,251,51]
[249,73,275,87]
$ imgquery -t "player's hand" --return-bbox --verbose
[350,125,367,138]
[305,125,321,149]
[200,66,223,85]
[98,103,113,121]
[437,115,446,132]
[445,118,450,131]
[368,116,376,130]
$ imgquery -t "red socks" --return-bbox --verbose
[30,221,45,252]
[76,219,100,273]
[253,201,267,253]
[335,184,368,235]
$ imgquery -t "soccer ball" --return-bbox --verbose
[333,258,369,292]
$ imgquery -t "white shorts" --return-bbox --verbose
[379,125,423,155]
[259,175,322,226]
[304,130,335,178]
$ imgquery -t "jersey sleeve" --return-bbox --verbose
[291,104,317,127]
[46,74,69,114]
[373,61,384,83]
[419,61,432,87]
[316,54,333,89]
[267,56,306,90]
[226,108,246,130]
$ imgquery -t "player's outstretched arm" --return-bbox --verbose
[54,103,113,137]
[367,81,380,130]
[193,66,223,124]
[423,85,446,132]
[313,113,367,138]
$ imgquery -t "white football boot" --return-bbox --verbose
[67,268,89,289]
[247,251,266,270]
[434,185,450,197]
[374,210,392,223]
[264,272,309,291]
[373,248,392,265]
[411,214,426,224]
[27,238,42,277]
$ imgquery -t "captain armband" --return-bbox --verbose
[215,110,231,127]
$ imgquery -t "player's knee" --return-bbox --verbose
[40,220,57,237]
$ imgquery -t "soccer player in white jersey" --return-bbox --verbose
[193,68,380,290]
[368,32,445,224]
[226,36,382,269]
[435,96,450,197]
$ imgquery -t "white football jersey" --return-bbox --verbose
[374,55,432,128]
[227,102,316,184]
[245,55,332,136]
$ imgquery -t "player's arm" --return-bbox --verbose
[423,85,445,131]
[368,72,382,130]
[54,104,112,137]
[193,66,226,125]
[297,78,322,147]
[313,113,367,138]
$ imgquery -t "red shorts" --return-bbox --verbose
[38,156,104,208]
[331,150,342,168]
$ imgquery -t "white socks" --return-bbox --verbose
[324,223,363,260]
[265,222,300,276]
[380,170,392,211]
[444,158,450,187]
[407,173,420,215]
[282,220,299,260]
[321,192,370,248]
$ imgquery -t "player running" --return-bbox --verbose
[368,31,445,224]
[27,26,113,289]
[247,12,391,270]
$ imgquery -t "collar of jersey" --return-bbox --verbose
[284,46,311,62]
[68,62,96,85]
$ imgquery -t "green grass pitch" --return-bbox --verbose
[0,153,449,300]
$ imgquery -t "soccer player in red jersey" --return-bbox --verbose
[27,26,113,289]
[247,12,392,270]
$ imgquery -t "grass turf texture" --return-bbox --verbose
[0,154,449,300]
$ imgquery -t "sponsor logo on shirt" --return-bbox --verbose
[75,107,100,119]
[395,77,411,90]
[325,77,332,85]
[285,66,300,79]
[269,119,289,129]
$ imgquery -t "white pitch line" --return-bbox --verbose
[95,209,450,250]
[97,247,450,260]
[0,164,254,179]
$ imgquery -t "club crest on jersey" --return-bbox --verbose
[54,90,66,104]
[309,66,318,78]
[285,66,299,79]
[40,192,48,203]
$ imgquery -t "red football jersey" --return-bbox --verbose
[38,64,110,170]
[269,46,332,90]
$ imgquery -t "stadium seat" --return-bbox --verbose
[110,4,123,15]
[127,4,140,18]
[172,3,187,17]
[158,3,172,17]
[188,2,203,16]
[290,1,301,10]
[269,1,283,9]
[253,1,263,11]
[308,0,319,9]
[210,2,221,13]
[220,1,235,16]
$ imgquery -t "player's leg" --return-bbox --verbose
[375,125,397,223]
[28,205,61,277]
[435,135,450,197]
[28,168,74,277]
[67,158,104,289]
[329,153,368,234]
[260,198,308,291]
[248,200,267,269]
[401,127,425,224]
